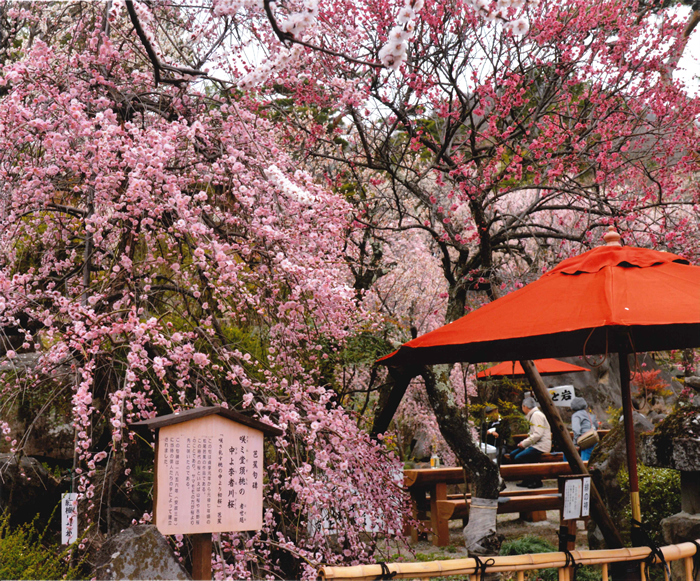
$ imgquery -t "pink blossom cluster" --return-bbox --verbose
[0,7,411,576]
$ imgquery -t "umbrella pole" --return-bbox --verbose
[619,349,642,524]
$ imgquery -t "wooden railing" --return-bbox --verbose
[319,539,700,581]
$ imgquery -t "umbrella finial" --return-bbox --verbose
[603,225,622,247]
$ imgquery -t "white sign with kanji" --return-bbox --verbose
[61,493,79,545]
[155,414,264,535]
[581,476,591,517]
[563,478,583,520]
[548,385,575,407]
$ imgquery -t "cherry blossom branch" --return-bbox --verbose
[261,0,383,69]
[124,0,207,85]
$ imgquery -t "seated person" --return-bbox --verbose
[481,405,510,464]
[504,396,551,489]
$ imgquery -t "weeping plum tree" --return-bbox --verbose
[0,2,423,578]
[261,0,700,549]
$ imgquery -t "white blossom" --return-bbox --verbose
[507,17,529,35]
[397,6,415,23]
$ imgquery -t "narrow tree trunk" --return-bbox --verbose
[420,364,501,554]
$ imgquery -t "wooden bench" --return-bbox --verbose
[512,430,610,446]
[404,462,588,546]
[436,490,563,521]
[509,451,564,462]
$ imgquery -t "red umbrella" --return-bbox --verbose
[476,358,588,379]
[380,227,700,525]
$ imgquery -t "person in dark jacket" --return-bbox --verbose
[481,405,510,465]
[571,396,597,461]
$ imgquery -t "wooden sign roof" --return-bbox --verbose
[130,406,283,437]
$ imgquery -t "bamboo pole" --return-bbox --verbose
[602,563,609,581]
[685,556,693,581]
[319,541,700,581]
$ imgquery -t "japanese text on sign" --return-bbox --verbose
[563,479,583,520]
[155,415,264,535]
[581,476,591,517]
[548,385,575,407]
[61,493,79,545]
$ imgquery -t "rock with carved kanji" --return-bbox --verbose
[94,525,191,580]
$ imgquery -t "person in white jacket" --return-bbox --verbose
[504,396,552,489]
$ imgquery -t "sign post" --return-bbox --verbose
[131,407,282,580]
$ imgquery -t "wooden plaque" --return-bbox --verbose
[155,414,264,535]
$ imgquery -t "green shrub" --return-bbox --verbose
[618,464,681,545]
[0,513,85,580]
[500,535,601,581]
[500,535,558,581]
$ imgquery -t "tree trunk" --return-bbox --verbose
[420,364,502,554]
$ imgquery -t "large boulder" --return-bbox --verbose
[1,353,77,462]
[94,525,191,580]
[639,405,700,563]
[586,411,654,548]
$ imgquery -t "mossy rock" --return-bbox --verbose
[639,405,700,471]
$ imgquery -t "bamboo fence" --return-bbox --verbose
[319,540,700,581]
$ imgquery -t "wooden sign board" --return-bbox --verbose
[155,414,264,535]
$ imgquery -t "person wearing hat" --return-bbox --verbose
[570,396,598,461]
[481,405,500,447]
[505,396,552,488]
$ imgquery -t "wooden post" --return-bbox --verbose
[619,349,642,525]
[371,366,419,437]
[522,510,547,522]
[684,556,693,581]
[430,482,450,547]
[520,359,624,549]
[558,476,578,581]
[191,532,212,580]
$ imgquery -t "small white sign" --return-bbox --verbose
[548,385,575,407]
[581,476,591,517]
[61,493,78,545]
[563,479,583,520]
